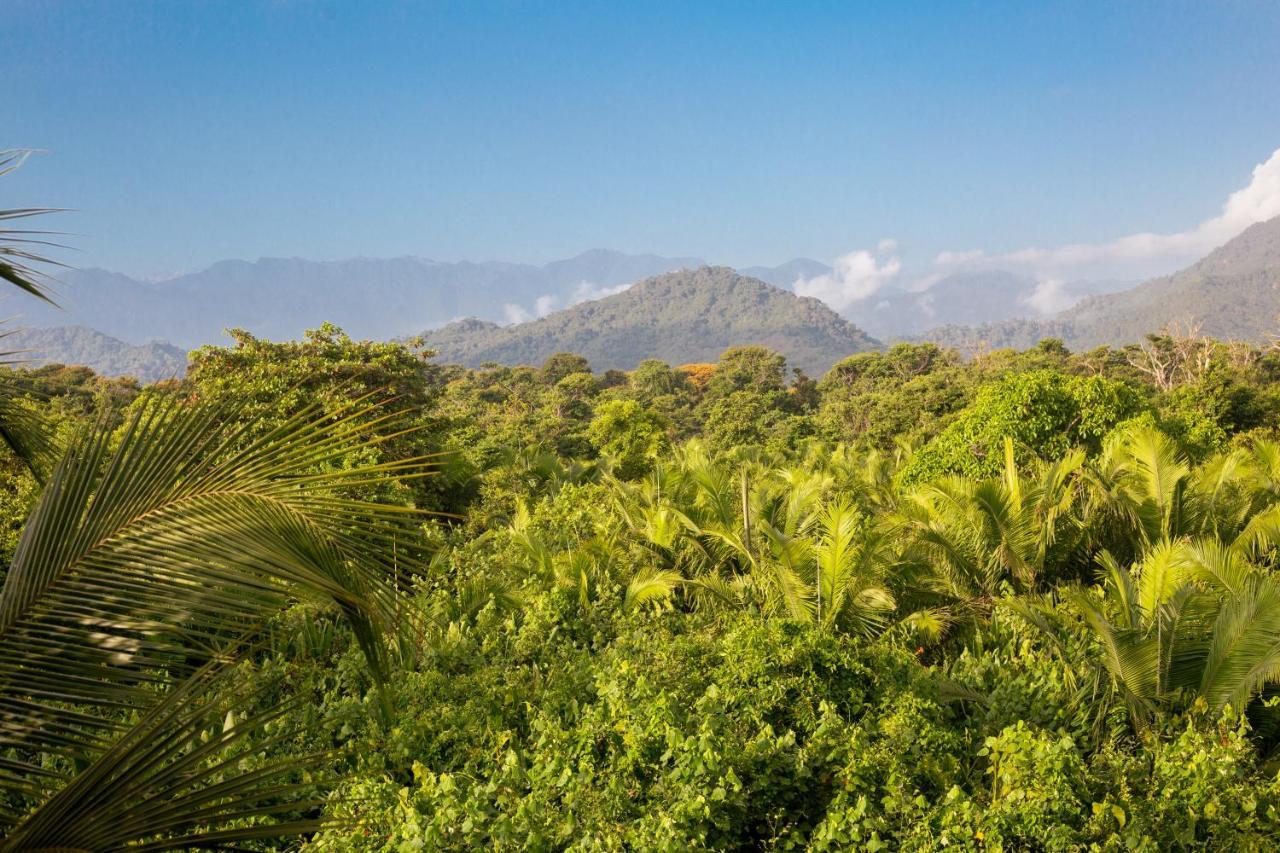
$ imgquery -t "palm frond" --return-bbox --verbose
[0,392,431,834]
[624,569,682,611]
[0,150,65,305]
[1198,575,1280,713]
[1,658,333,852]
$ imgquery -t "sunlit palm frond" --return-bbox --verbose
[1132,538,1195,617]
[624,568,682,611]
[1198,575,1280,713]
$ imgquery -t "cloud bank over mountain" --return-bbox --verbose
[782,146,1280,330]
[793,239,901,311]
[502,280,634,325]
[932,146,1280,284]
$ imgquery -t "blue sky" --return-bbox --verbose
[7,1,1280,281]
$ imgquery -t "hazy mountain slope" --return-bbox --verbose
[1060,215,1280,348]
[17,250,708,348]
[424,266,878,375]
[5,326,187,382]
[739,258,831,289]
[849,272,1132,339]
[916,216,1280,353]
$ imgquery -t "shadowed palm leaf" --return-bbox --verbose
[0,337,57,480]
[0,151,65,475]
[0,150,63,305]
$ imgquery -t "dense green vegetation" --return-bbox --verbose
[12,304,1280,847]
[11,153,1280,850]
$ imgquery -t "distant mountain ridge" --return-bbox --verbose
[20,225,1273,381]
[423,266,878,375]
[18,250,711,349]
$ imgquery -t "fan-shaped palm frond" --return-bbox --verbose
[1017,538,1280,731]
[809,500,895,635]
[1132,538,1195,618]
[1198,575,1280,713]
[1088,425,1192,546]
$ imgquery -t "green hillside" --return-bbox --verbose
[1062,215,1280,348]
[424,266,879,374]
[4,325,188,382]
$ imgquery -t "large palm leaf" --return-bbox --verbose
[0,392,432,843]
[3,658,334,851]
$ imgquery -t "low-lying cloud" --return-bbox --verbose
[501,280,634,326]
[1020,278,1077,315]
[794,241,901,312]
[936,146,1280,283]
[791,146,1280,319]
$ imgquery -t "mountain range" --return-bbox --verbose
[13,248,1124,350]
[422,266,878,375]
[14,250,709,348]
[10,214,1280,380]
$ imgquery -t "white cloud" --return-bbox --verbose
[567,280,632,306]
[1020,278,1078,315]
[534,294,557,316]
[500,280,635,326]
[794,240,901,312]
[934,146,1280,282]
[502,303,535,325]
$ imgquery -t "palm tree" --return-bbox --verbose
[0,150,64,477]
[900,439,1085,621]
[1016,537,1280,733]
[611,451,896,632]
[805,499,896,636]
[0,150,62,303]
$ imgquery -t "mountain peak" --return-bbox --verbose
[424,266,877,375]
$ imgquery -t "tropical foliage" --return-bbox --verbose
[13,153,1280,848]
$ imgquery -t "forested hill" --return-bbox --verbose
[920,215,1280,352]
[422,266,879,375]
[2,326,187,383]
